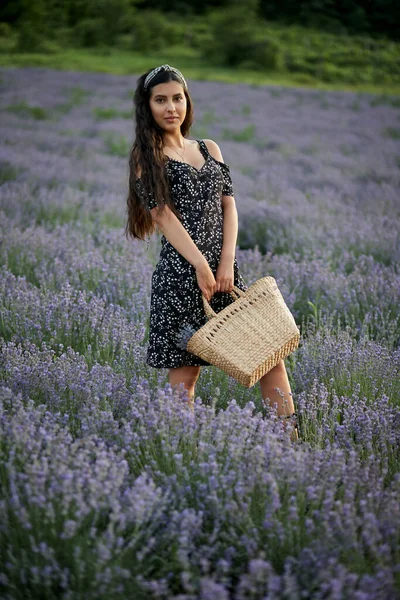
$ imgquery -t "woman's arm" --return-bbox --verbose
[215,199,238,293]
[220,197,238,262]
[203,139,238,293]
[151,205,216,301]
[150,204,205,268]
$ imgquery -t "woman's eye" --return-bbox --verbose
[155,96,182,103]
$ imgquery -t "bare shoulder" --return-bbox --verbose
[202,139,225,163]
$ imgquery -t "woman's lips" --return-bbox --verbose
[165,117,178,121]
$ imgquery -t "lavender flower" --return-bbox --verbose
[0,66,399,599]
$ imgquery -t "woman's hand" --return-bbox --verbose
[195,259,216,302]
[215,257,234,293]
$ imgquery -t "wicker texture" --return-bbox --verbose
[187,277,300,388]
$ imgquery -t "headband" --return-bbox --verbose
[143,64,188,91]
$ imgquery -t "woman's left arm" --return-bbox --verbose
[203,139,237,293]
[217,197,238,292]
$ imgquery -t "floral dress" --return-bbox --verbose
[135,139,248,368]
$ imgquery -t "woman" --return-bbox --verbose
[125,64,298,441]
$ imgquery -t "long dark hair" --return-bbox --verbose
[124,67,194,241]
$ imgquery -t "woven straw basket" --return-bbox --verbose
[187,277,300,388]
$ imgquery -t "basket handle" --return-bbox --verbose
[202,285,245,319]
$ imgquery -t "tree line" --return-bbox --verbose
[1,0,399,42]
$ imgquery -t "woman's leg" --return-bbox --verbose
[168,366,201,410]
[259,359,299,441]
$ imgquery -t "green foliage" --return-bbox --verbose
[199,109,217,125]
[6,102,48,119]
[383,127,400,139]
[73,18,105,48]
[2,5,400,92]
[203,6,283,71]
[15,21,45,53]
[69,0,139,47]
[0,22,12,37]
[2,0,400,51]
[0,161,19,184]
[56,87,91,115]
[190,124,210,140]
[14,0,47,52]
[274,25,400,85]
[13,0,139,49]
[102,133,130,157]
[181,19,213,50]
[87,0,137,38]
[130,10,184,52]
[241,38,282,72]
[259,0,400,41]
[222,125,256,142]
[370,94,400,108]
[92,107,132,120]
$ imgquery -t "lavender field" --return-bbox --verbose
[1,67,400,599]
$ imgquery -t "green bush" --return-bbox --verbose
[274,24,400,84]
[319,62,346,83]
[131,11,184,52]
[184,19,213,50]
[15,22,45,53]
[0,22,12,38]
[73,19,104,48]
[51,27,74,48]
[4,5,400,89]
[72,0,136,48]
[237,38,282,71]
[203,7,283,70]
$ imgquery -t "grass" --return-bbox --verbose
[1,45,400,96]
[0,161,21,184]
[6,101,49,120]
[101,132,131,157]
[383,127,400,139]
[222,125,256,143]
[93,107,133,120]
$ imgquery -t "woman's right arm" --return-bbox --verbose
[151,205,216,301]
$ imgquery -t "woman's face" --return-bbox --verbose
[148,80,187,133]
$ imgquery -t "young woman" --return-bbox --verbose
[125,64,299,441]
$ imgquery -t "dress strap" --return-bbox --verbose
[197,139,210,160]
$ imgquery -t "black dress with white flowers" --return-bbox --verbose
[135,139,248,368]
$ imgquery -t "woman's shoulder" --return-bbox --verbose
[200,139,224,162]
